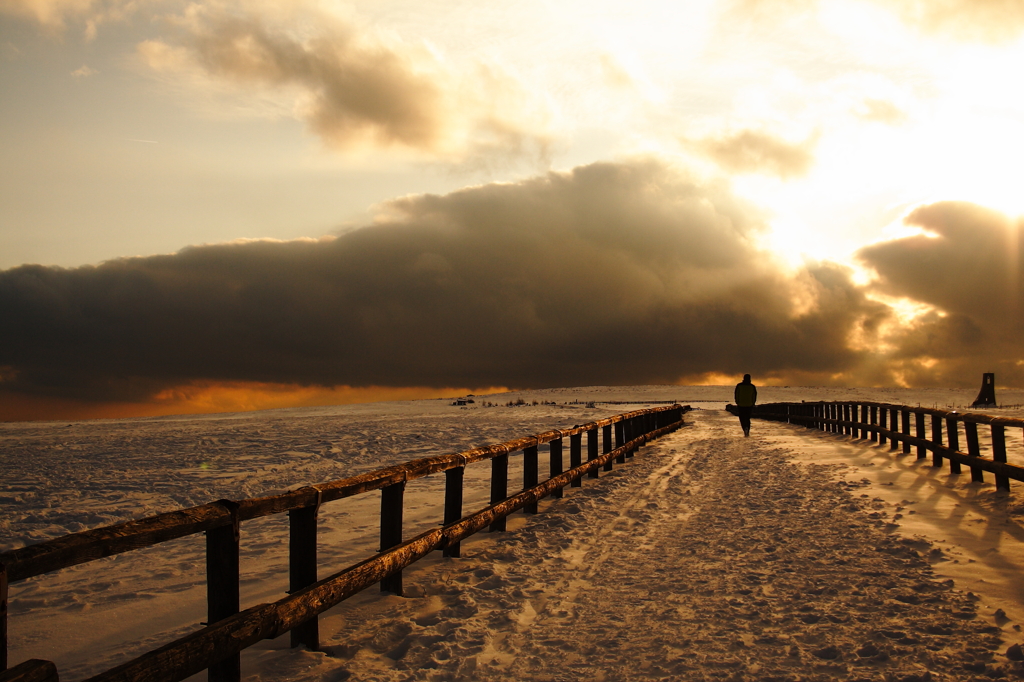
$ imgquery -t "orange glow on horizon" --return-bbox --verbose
[0,382,511,423]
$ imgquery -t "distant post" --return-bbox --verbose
[972,373,997,408]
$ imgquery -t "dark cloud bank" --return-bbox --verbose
[858,201,1024,387]
[0,160,1020,410]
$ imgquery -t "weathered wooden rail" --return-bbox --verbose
[730,401,1024,491]
[0,404,689,682]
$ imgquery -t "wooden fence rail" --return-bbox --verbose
[729,401,1024,492]
[0,404,689,682]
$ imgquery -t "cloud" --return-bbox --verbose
[879,0,1024,43]
[71,64,97,77]
[136,5,553,166]
[0,0,139,39]
[0,0,96,29]
[857,201,1024,385]
[689,129,818,179]
[726,0,1024,42]
[0,158,888,407]
[855,98,906,125]
[186,15,444,149]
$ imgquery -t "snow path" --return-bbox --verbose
[766,422,1024,627]
[241,410,1022,682]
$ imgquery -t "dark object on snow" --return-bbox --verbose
[971,373,997,408]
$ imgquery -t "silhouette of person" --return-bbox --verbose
[734,374,757,437]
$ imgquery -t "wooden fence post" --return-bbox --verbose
[570,433,583,487]
[842,404,850,436]
[870,405,878,442]
[602,425,614,471]
[443,466,464,557]
[623,418,635,458]
[288,498,319,650]
[1,563,7,672]
[206,501,240,682]
[550,437,564,499]
[490,451,509,531]
[890,408,900,450]
[879,406,888,446]
[992,424,1011,492]
[587,428,599,479]
[850,404,859,438]
[915,412,927,460]
[901,410,912,454]
[964,421,984,482]
[379,482,405,594]
[523,445,539,514]
[930,414,944,467]
[614,421,626,463]
[945,416,962,475]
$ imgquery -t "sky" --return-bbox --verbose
[2,0,1024,420]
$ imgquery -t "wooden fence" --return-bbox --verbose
[730,401,1024,491]
[0,405,689,682]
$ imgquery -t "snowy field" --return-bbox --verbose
[3,385,1024,681]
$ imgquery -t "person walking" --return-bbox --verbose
[734,374,757,437]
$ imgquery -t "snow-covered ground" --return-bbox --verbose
[3,385,1024,680]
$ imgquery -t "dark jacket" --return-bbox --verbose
[734,381,757,407]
